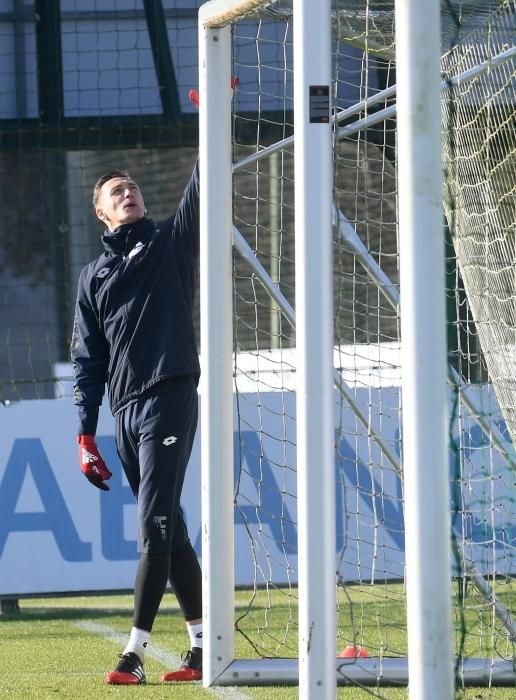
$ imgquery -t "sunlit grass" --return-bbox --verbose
[1,585,514,699]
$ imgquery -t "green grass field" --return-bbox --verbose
[1,588,514,699]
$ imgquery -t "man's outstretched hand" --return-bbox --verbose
[78,435,112,491]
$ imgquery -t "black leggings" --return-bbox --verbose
[133,543,202,631]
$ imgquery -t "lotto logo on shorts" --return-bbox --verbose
[162,435,178,446]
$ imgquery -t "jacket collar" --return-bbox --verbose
[101,217,154,257]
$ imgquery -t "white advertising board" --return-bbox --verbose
[0,388,513,596]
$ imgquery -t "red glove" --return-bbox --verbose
[188,88,199,109]
[188,77,239,109]
[78,435,112,491]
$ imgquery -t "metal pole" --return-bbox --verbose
[293,0,335,697]
[269,152,281,348]
[395,1,454,698]
[198,8,234,686]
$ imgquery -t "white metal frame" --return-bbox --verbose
[199,0,335,695]
[395,1,453,698]
[198,3,234,686]
[293,1,335,697]
[198,0,515,694]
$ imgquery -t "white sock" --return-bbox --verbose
[123,627,151,662]
[187,622,203,649]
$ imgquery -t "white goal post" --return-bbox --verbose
[198,0,516,697]
[199,0,336,695]
[394,1,455,697]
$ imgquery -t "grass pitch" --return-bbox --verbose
[0,587,514,699]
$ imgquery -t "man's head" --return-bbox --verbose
[93,170,146,230]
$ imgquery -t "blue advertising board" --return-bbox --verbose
[0,388,513,595]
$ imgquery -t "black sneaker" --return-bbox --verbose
[161,647,202,682]
[105,652,146,685]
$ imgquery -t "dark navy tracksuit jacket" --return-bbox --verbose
[71,163,200,552]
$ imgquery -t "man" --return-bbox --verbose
[71,160,203,685]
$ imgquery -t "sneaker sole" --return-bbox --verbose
[161,668,202,682]
[105,671,146,685]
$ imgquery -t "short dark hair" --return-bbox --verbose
[92,170,131,207]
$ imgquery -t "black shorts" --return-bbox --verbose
[115,376,198,554]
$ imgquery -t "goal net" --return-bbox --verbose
[207,0,515,690]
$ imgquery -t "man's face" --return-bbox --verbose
[96,176,146,230]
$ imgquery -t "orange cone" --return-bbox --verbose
[338,644,369,658]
